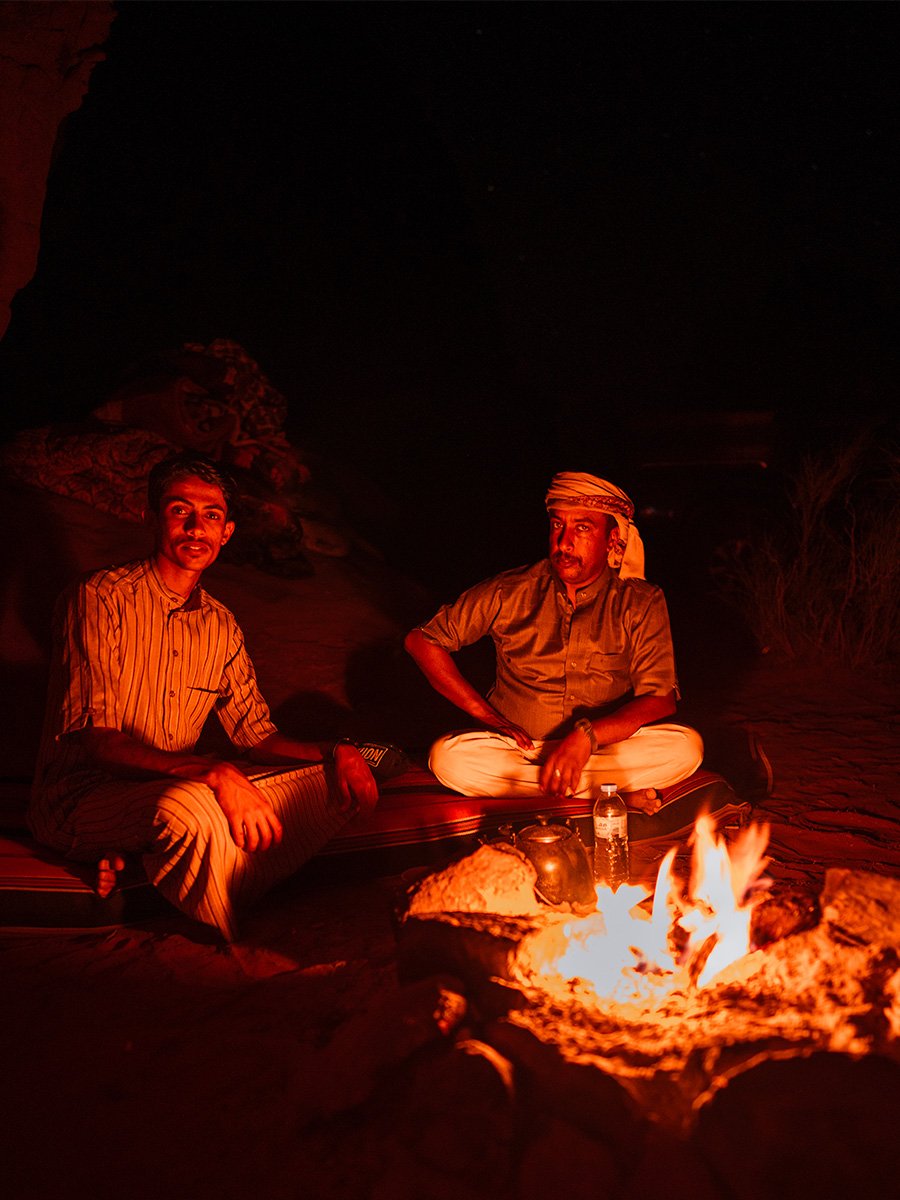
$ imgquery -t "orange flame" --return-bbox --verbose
[523,816,771,1004]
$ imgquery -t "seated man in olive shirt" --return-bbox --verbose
[404,471,702,811]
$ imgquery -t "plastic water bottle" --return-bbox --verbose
[592,783,630,890]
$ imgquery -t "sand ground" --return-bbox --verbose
[1,486,898,1199]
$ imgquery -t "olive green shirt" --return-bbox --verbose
[418,559,679,740]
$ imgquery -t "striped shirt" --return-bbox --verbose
[418,559,679,740]
[29,558,277,831]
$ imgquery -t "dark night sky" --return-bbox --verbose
[1,1,898,585]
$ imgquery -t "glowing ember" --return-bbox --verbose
[522,816,771,1004]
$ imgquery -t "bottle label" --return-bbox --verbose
[594,814,627,839]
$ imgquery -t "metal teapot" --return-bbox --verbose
[494,816,596,911]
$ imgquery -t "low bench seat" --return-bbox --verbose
[0,767,748,930]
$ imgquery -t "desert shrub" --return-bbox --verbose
[717,433,900,668]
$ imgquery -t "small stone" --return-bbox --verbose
[821,868,900,948]
[406,844,542,919]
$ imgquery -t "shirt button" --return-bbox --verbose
[173,650,179,657]
[169,690,176,698]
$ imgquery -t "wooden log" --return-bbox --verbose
[749,885,820,947]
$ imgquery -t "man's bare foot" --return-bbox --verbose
[96,855,126,898]
[622,788,662,815]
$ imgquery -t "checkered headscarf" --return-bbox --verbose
[544,472,645,579]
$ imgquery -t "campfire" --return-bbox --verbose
[520,815,773,1004]
[400,816,900,1136]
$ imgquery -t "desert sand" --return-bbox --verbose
[1,483,898,1199]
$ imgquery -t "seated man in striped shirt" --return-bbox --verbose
[405,471,703,811]
[28,452,378,941]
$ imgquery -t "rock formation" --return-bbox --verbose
[0,1,115,338]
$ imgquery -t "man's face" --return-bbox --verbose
[548,505,614,591]
[150,475,235,578]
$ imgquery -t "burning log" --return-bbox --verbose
[748,884,820,946]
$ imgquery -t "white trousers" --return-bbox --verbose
[45,764,350,941]
[428,725,704,798]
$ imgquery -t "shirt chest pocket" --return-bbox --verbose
[180,655,226,697]
[589,646,630,683]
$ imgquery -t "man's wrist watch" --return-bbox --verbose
[331,738,356,761]
[574,718,601,755]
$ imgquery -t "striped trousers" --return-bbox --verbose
[36,765,350,941]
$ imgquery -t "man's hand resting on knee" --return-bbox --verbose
[191,761,284,851]
[539,731,592,797]
[73,725,378,851]
[490,714,534,751]
[74,727,285,852]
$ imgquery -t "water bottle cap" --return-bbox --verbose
[600,783,618,795]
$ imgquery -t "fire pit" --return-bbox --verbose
[398,819,900,1192]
